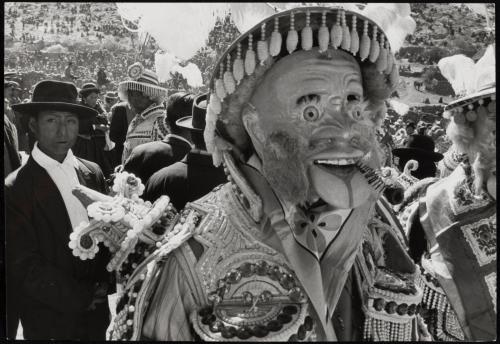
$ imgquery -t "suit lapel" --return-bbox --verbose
[28,158,73,241]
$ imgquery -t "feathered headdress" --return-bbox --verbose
[438,44,496,122]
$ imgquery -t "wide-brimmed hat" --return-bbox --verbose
[203,5,416,165]
[79,82,100,97]
[392,134,443,162]
[439,44,495,122]
[12,80,98,119]
[176,93,208,131]
[118,62,167,102]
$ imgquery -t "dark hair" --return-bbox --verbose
[165,92,196,133]
[406,122,416,129]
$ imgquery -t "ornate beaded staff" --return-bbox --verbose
[69,172,178,274]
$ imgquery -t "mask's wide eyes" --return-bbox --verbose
[303,105,321,122]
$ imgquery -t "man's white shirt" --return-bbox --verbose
[31,142,89,229]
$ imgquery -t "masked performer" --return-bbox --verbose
[70,5,426,341]
[403,45,496,341]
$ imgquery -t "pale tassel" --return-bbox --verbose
[286,12,298,54]
[390,63,399,86]
[245,33,256,75]
[376,37,387,72]
[215,64,226,100]
[257,23,269,65]
[233,43,244,84]
[385,49,394,75]
[318,11,329,53]
[369,26,379,63]
[350,15,359,55]
[341,11,351,51]
[301,11,313,51]
[269,17,282,56]
[359,20,370,61]
[223,55,235,94]
[204,101,217,154]
[331,10,342,49]
[209,92,221,115]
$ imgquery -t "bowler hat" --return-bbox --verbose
[176,93,208,132]
[392,134,443,162]
[12,80,98,119]
[79,82,100,97]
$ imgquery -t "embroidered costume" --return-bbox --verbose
[70,4,426,341]
[404,45,496,341]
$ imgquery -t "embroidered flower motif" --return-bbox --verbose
[295,213,343,256]
[462,215,496,266]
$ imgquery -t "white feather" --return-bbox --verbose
[171,63,204,87]
[361,3,415,53]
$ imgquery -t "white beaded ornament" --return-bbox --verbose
[232,42,244,84]
[286,12,298,54]
[301,11,313,51]
[376,36,387,72]
[223,55,236,94]
[360,20,370,61]
[369,25,380,63]
[244,33,256,75]
[350,15,359,55]
[331,10,342,49]
[215,64,226,100]
[269,17,282,56]
[341,11,351,51]
[257,22,269,65]
[318,11,330,53]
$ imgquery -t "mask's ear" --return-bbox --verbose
[242,103,266,158]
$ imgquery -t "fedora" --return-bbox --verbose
[12,80,98,119]
[392,134,443,162]
[176,93,208,132]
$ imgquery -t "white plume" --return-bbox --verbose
[438,55,476,96]
[229,3,277,33]
[155,51,180,83]
[116,3,229,60]
[361,3,416,52]
[171,63,204,87]
[438,44,495,96]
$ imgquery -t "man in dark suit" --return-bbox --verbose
[121,92,194,184]
[6,80,113,340]
[144,93,227,210]
[109,101,134,168]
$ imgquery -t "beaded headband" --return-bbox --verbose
[204,6,402,166]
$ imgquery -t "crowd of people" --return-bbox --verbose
[3,3,496,343]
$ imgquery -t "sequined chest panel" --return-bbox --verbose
[189,185,317,341]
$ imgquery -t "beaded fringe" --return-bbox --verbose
[419,275,465,341]
[363,316,413,341]
[119,81,166,99]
